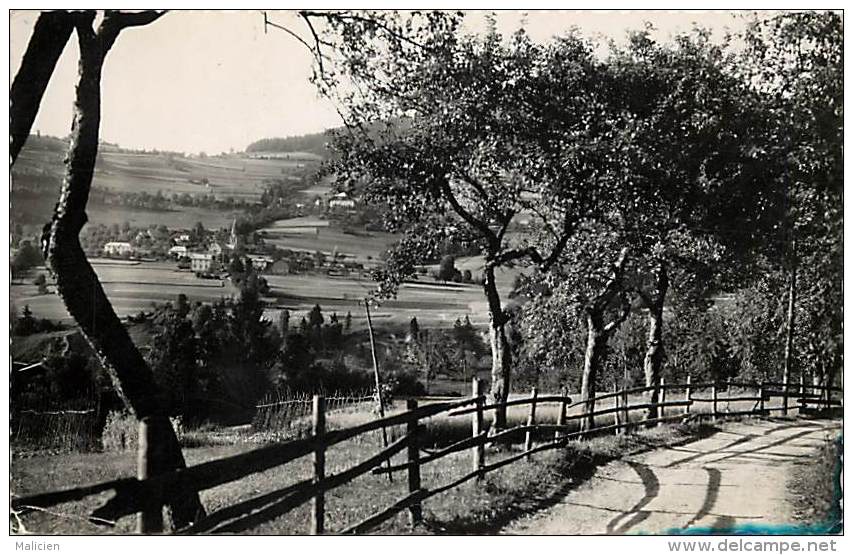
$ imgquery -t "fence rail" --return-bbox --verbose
[11,376,842,535]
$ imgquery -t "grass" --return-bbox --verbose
[10,398,718,535]
[787,433,843,532]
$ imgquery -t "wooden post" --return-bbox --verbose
[759,381,766,415]
[658,376,667,427]
[406,399,423,527]
[555,388,567,441]
[782,372,789,415]
[684,375,692,415]
[622,387,630,434]
[524,387,538,456]
[312,395,326,535]
[136,417,167,534]
[712,383,718,422]
[614,386,622,434]
[799,374,806,412]
[364,300,392,482]
[472,378,485,480]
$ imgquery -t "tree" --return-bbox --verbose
[16,10,204,526]
[299,13,626,428]
[308,303,324,328]
[10,11,76,164]
[148,299,199,423]
[12,241,44,281]
[740,12,842,395]
[408,316,420,342]
[604,27,780,419]
[520,228,631,430]
[279,308,290,336]
[437,255,458,283]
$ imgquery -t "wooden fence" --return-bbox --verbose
[11,376,842,535]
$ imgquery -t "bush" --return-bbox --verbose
[102,411,184,452]
[101,411,138,452]
[383,368,426,397]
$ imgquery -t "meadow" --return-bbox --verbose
[10,258,518,330]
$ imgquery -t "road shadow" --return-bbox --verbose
[606,461,660,534]
[433,425,719,534]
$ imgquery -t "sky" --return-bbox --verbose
[9,10,756,155]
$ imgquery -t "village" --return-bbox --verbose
[94,191,371,279]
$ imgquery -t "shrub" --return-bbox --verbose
[102,411,184,452]
[101,411,138,452]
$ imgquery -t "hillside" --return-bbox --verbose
[10,135,329,232]
[245,130,332,158]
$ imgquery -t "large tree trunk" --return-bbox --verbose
[483,265,511,430]
[39,12,204,529]
[643,261,668,421]
[579,311,607,432]
[10,11,76,165]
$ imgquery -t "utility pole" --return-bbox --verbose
[364,299,393,482]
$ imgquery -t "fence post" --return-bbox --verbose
[136,416,167,534]
[555,387,567,441]
[658,377,667,427]
[684,375,692,416]
[406,399,423,527]
[524,387,538,457]
[614,386,622,434]
[622,387,630,434]
[759,381,766,415]
[799,374,806,413]
[712,383,718,422]
[311,395,326,535]
[471,378,485,480]
[782,372,789,415]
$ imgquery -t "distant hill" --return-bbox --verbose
[245,131,332,158]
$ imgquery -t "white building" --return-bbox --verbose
[169,245,188,258]
[189,253,217,273]
[247,254,274,271]
[208,242,223,256]
[329,192,356,209]
[103,242,133,257]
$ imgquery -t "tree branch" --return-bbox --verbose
[98,10,167,51]
[300,10,432,51]
[439,179,499,247]
[604,290,632,334]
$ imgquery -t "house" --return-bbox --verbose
[328,191,356,210]
[189,253,219,273]
[168,245,188,258]
[103,242,133,257]
[208,242,223,256]
[175,233,192,244]
[246,254,274,272]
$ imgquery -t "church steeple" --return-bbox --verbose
[227,218,238,250]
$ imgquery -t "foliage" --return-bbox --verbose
[11,305,63,336]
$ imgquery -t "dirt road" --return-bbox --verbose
[505,418,841,535]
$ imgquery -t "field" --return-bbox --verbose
[260,216,398,264]
[11,257,519,330]
[13,142,322,201]
[11,261,239,322]
[11,138,329,232]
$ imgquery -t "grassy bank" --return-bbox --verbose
[10,420,715,535]
[787,433,843,532]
